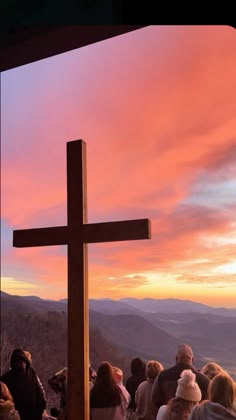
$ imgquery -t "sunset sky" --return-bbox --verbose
[1,25,236,308]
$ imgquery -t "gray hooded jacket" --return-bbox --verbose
[189,401,236,420]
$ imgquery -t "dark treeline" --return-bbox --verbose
[0,311,131,410]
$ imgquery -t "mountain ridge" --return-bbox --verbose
[1,291,236,317]
[1,291,235,315]
[120,297,236,317]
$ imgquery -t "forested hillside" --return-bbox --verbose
[0,310,131,410]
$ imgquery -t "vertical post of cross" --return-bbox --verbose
[67,140,89,420]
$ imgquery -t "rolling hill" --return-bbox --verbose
[89,309,179,364]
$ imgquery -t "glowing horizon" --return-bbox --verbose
[1,26,236,308]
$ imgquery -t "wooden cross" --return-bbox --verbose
[13,139,151,420]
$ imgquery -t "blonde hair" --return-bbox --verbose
[164,398,197,420]
[113,366,123,384]
[146,360,164,380]
[201,362,225,380]
[0,382,13,402]
[23,350,32,362]
[210,373,236,409]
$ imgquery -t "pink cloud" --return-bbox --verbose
[2,26,236,300]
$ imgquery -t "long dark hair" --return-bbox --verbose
[90,362,121,408]
[164,397,197,420]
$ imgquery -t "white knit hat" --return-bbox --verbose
[176,369,202,402]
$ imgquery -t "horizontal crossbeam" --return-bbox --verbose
[13,226,67,247]
[13,219,151,248]
[83,219,151,243]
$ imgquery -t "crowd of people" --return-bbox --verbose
[0,344,235,419]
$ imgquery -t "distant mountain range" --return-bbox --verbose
[1,291,235,378]
[121,297,236,317]
[2,292,235,317]
[90,297,236,317]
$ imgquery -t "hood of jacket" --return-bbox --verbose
[10,348,30,371]
[193,401,236,419]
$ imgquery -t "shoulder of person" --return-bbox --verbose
[27,366,37,376]
[157,365,174,380]
[194,368,210,383]
[189,400,208,417]
[0,370,11,379]
[156,404,168,419]
[136,380,146,390]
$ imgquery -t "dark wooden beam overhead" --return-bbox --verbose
[0,25,147,72]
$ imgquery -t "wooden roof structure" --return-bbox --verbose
[0,25,147,72]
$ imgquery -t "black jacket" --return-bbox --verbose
[0,349,46,420]
[151,362,210,411]
[126,374,146,410]
[126,357,146,410]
